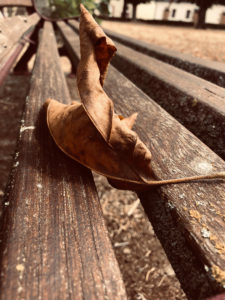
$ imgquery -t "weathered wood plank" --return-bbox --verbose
[103,28,225,88]
[106,56,225,300]
[58,21,225,299]
[111,41,225,161]
[68,22,225,160]
[0,14,39,60]
[0,13,40,85]
[0,21,127,299]
[0,74,30,204]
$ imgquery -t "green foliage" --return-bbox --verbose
[48,0,81,18]
[97,0,110,16]
[44,0,110,19]
[83,0,110,16]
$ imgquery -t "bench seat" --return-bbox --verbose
[110,40,225,160]
[57,20,225,299]
[1,11,225,299]
[69,22,225,160]
[0,13,39,85]
[104,28,225,88]
[0,21,127,299]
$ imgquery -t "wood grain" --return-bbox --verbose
[110,41,225,161]
[0,22,127,299]
[59,21,225,299]
[0,75,30,205]
[104,28,225,88]
[69,21,225,160]
[0,13,39,62]
[107,58,225,300]
[0,13,40,85]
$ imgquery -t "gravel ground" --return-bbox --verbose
[1,23,224,300]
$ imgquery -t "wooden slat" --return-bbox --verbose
[0,21,127,299]
[103,28,225,88]
[111,42,225,161]
[0,14,39,61]
[0,13,40,84]
[0,0,32,7]
[58,21,225,299]
[68,21,225,160]
[113,45,225,162]
[0,75,30,202]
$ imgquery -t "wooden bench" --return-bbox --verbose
[58,21,225,299]
[1,11,225,300]
[103,29,225,89]
[0,13,39,84]
[0,1,34,21]
[106,39,225,161]
[69,21,225,162]
[0,19,126,299]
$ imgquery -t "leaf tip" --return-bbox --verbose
[44,98,54,111]
[122,112,138,129]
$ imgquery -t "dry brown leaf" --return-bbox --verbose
[45,5,225,191]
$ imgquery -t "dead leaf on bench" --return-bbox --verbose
[45,5,225,191]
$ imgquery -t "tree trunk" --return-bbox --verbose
[132,3,137,21]
[121,0,128,19]
[194,6,207,29]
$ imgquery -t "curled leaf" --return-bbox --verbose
[45,5,225,190]
[46,4,154,190]
[77,4,116,142]
[46,98,150,186]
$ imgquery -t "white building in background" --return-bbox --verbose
[109,0,225,25]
